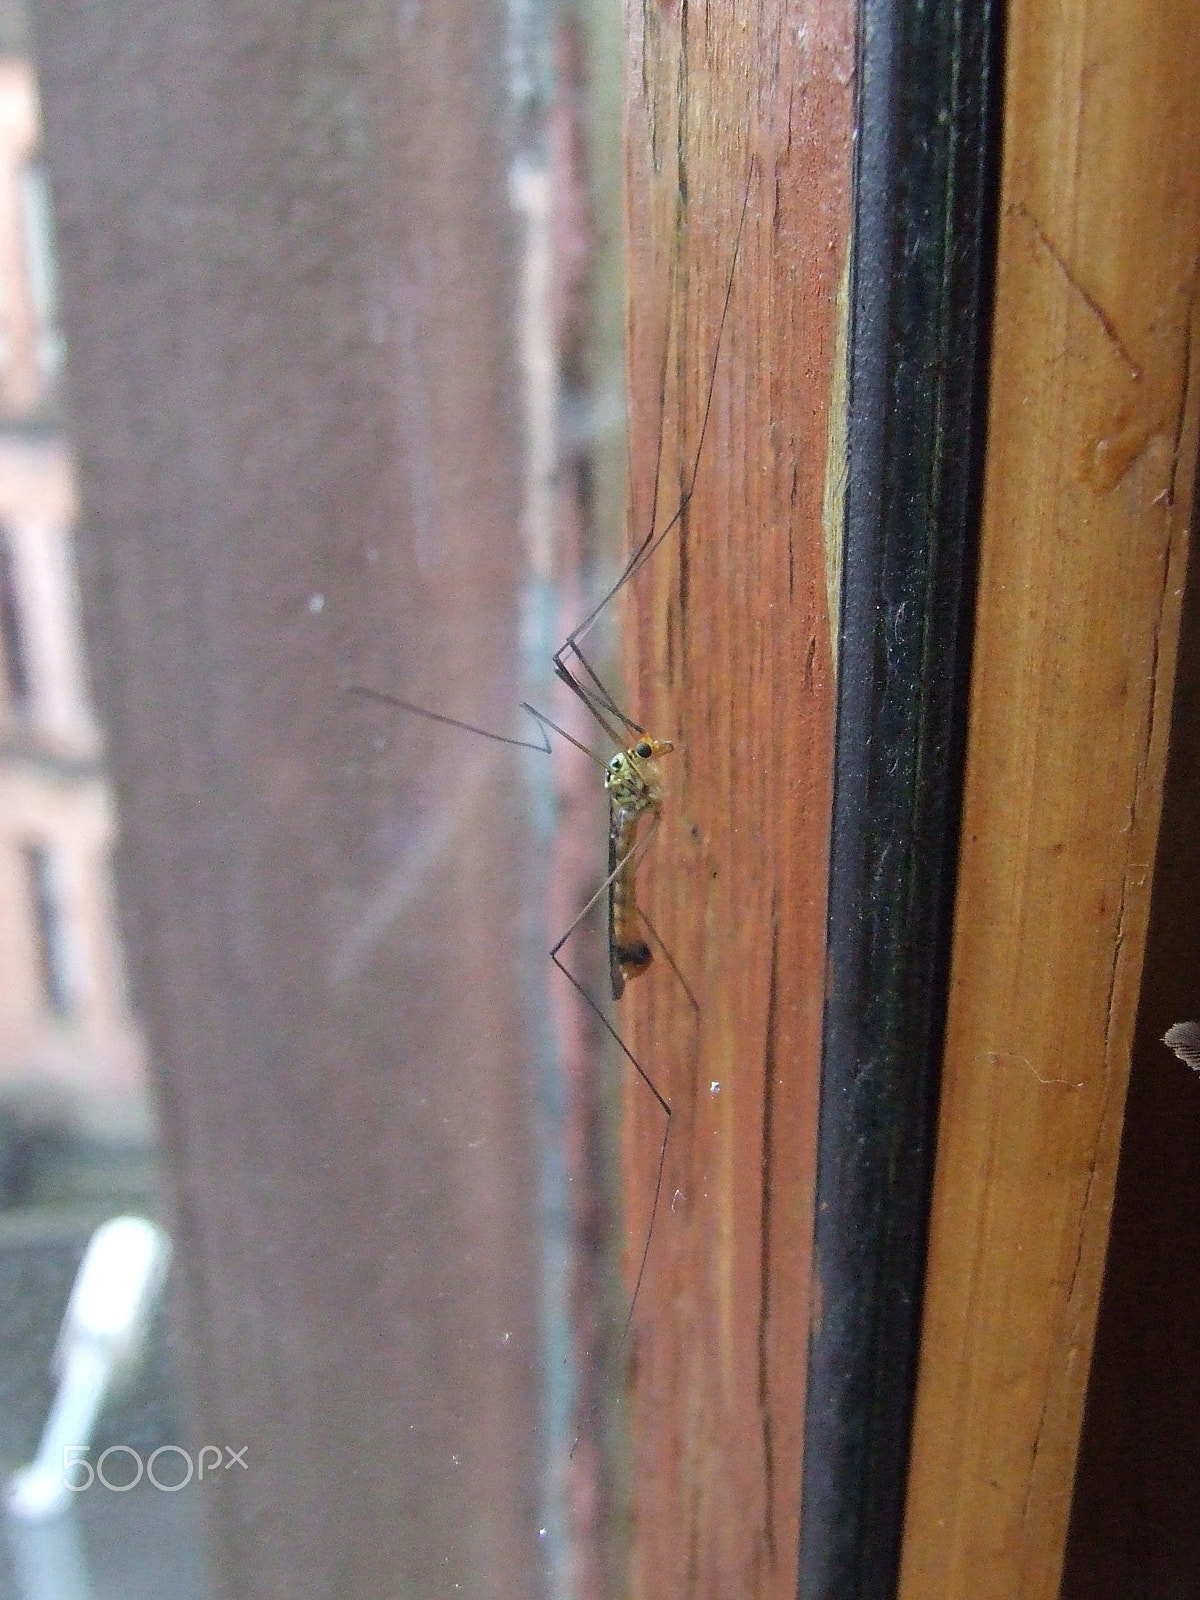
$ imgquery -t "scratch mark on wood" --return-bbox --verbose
[1015,201,1143,382]
[677,506,691,647]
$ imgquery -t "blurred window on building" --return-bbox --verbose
[0,49,147,1166]
[0,31,187,1590]
[0,520,30,711]
[0,58,54,414]
[17,156,63,384]
[22,840,76,1018]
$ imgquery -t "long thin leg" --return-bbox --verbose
[346,684,613,771]
[635,904,702,1235]
[353,167,755,770]
[549,816,671,1354]
[637,905,699,1023]
[552,160,757,690]
[553,649,647,741]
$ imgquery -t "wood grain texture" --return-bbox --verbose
[897,0,1200,1592]
[619,4,854,1596]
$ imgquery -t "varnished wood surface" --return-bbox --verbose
[620,4,854,1595]
[898,0,1200,1593]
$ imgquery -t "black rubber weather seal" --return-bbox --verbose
[797,0,1006,1594]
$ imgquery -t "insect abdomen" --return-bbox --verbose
[610,807,652,999]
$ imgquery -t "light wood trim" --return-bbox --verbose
[898,0,1200,1594]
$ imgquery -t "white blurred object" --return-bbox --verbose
[1164,1020,1200,1072]
[6,1215,172,1522]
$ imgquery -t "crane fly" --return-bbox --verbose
[351,159,753,1356]
[348,680,681,1334]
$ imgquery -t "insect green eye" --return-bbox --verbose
[609,755,623,771]
[635,741,653,759]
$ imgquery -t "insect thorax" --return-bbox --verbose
[605,753,648,811]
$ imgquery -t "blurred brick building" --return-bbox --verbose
[0,54,148,1152]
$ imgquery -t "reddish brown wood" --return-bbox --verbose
[619,4,854,1596]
